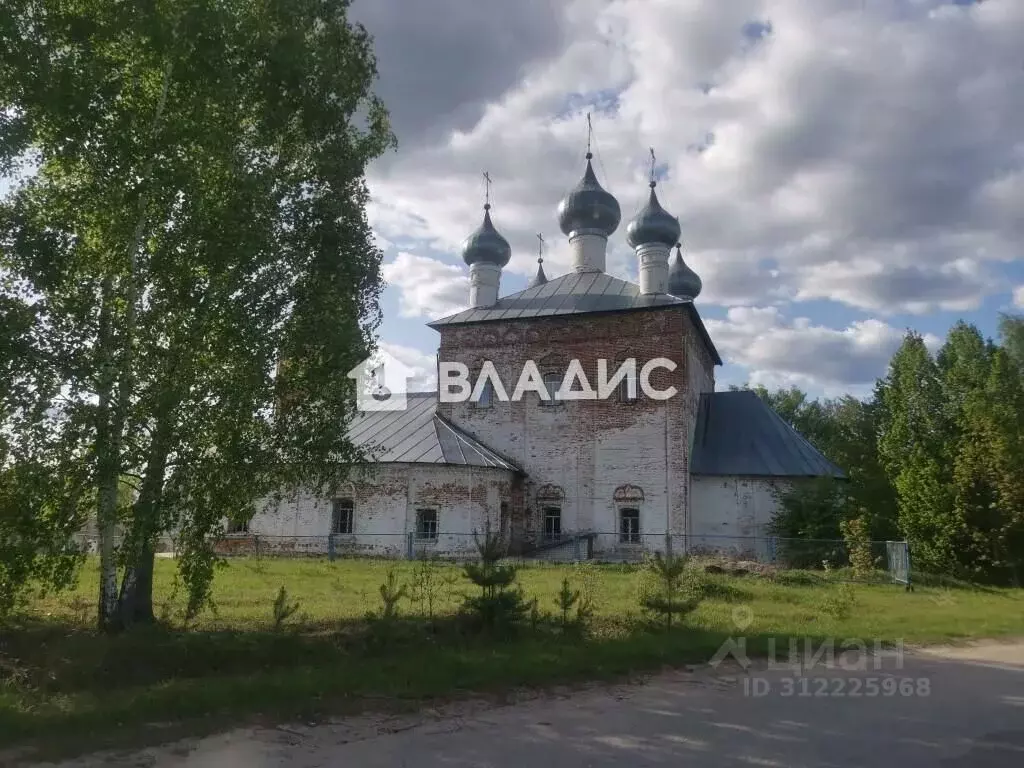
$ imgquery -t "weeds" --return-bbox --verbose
[819,583,858,620]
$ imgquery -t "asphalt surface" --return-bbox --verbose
[39,642,1024,768]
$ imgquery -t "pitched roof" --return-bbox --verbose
[345,392,520,472]
[427,272,722,365]
[690,390,846,478]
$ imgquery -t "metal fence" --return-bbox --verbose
[199,531,911,585]
[69,531,911,584]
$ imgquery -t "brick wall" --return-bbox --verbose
[435,305,717,551]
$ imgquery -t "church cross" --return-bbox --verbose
[649,147,657,185]
[536,232,545,264]
[483,171,492,207]
[586,112,593,156]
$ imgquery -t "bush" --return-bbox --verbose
[409,555,445,621]
[840,514,874,578]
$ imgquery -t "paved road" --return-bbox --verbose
[43,643,1024,768]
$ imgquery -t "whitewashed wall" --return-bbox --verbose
[689,475,790,560]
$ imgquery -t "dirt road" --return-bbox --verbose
[28,641,1024,767]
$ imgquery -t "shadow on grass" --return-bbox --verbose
[0,614,831,758]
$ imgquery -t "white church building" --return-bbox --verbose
[244,150,844,561]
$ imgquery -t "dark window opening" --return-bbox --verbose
[620,507,640,544]
[543,506,562,540]
[541,372,562,406]
[475,378,494,408]
[416,508,438,540]
[616,375,637,403]
[331,497,354,535]
[227,518,249,534]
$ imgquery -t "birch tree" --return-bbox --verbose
[1,0,394,628]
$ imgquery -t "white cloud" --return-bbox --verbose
[705,306,942,391]
[364,0,1024,314]
[378,342,438,392]
[1014,285,1024,309]
[381,252,468,318]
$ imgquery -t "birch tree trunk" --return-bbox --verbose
[95,58,174,632]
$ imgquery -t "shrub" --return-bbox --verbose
[409,555,445,621]
[840,514,874,578]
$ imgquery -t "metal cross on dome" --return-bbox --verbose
[536,232,545,264]
[483,171,492,207]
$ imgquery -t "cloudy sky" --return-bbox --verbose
[353,0,1023,397]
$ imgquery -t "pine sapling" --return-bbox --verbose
[462,522,529,633]
[272,585,300,631]
[639,552,701,631]
[555,577,580,631]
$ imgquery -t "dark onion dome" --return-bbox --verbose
[461,204,511,267]
[527,260,548,288]
[626,181,681,248]
[668,243,702,299]
[557,153,621,238]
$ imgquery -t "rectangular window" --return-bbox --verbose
[226,518,249,534]
[620,507,640,544]
[331,497,354,535]
[543,506,562,540]
[617,376,638,403]
[416,508,438,540]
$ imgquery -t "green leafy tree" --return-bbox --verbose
[0,0,394,630]
[769,478,849,568]
[877,332,959,575]
[997,313,1024,375]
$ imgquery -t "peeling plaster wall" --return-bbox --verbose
[246,463,519,557]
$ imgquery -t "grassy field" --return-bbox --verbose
[3,556,1024,756]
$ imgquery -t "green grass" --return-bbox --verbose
[2,556,1023,757]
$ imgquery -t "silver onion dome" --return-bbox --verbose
[626,181,681,248]
[461,204,511,267]
[557,153,621,238]
[668,243,702,299]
